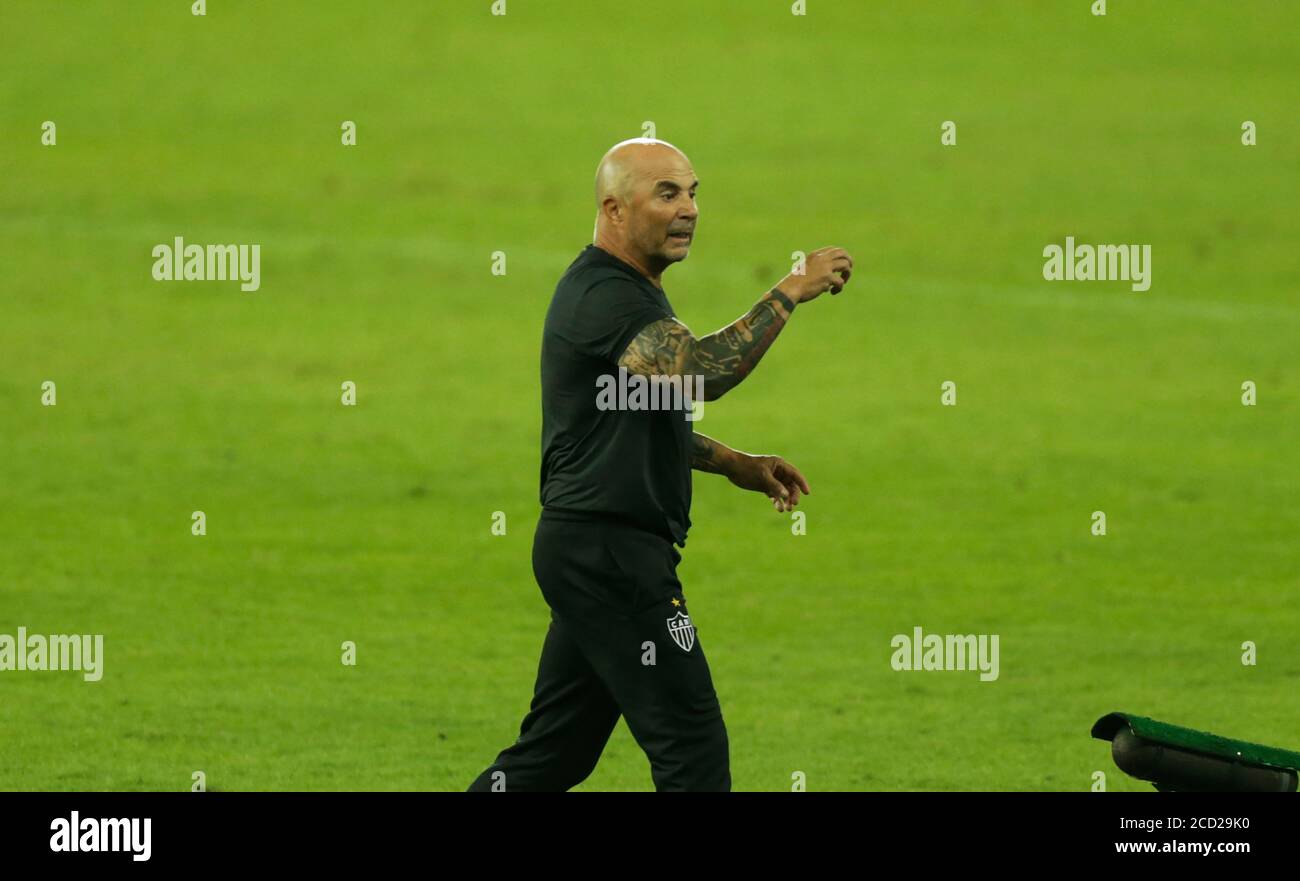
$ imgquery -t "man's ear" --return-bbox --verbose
[602,196,623,224]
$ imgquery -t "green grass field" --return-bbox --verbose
[1,0,1296,791]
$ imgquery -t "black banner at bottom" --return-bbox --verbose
[0,792,1292,866]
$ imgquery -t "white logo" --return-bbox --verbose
[151,236,261,291]
[50,812,151,861]
[889,626,999,682]
[1041,236,1151,292]
[666,611,695,652]
[0,627,104,682]
[596,367,704,422]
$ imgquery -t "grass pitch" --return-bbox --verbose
[1,0,1296,791]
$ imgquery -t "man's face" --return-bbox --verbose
[623,154,699,267]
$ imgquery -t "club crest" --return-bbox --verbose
[666,610,695,652]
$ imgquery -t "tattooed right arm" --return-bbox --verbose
[617,247,854,399]
[617,288,797,401]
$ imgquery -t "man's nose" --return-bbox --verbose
[679,201,698,221]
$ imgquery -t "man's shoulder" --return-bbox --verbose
[557,245,643,295]
[550,247,663,321]
[544,246,672,357]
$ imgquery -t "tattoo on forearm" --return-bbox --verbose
[618,288,796,399]
[690,432,729,474]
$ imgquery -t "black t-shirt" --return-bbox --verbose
[539,244,693,546]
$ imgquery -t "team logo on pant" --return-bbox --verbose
[666,611,696,652]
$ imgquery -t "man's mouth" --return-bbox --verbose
[668,230,693,242]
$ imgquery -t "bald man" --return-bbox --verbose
[468,138,853,792]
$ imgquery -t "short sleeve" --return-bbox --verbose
[565,275,672,364]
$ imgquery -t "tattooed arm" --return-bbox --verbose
[691,431,813,513]
[619,288,795,401]
[690,432,732,474]
[617,247,853,400]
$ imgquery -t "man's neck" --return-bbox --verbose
[593,238,664,289]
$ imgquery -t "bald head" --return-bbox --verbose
[594,138,690,207]
[592,138,699,283]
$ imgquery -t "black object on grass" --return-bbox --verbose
[1091,712,1300,792]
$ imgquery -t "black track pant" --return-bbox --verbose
[467,512,730,792]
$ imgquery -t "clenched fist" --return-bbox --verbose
[775,246,854,303]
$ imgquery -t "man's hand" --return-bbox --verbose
[692,435,811,512]
[775,246,854,303]
[724,453,812,513]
